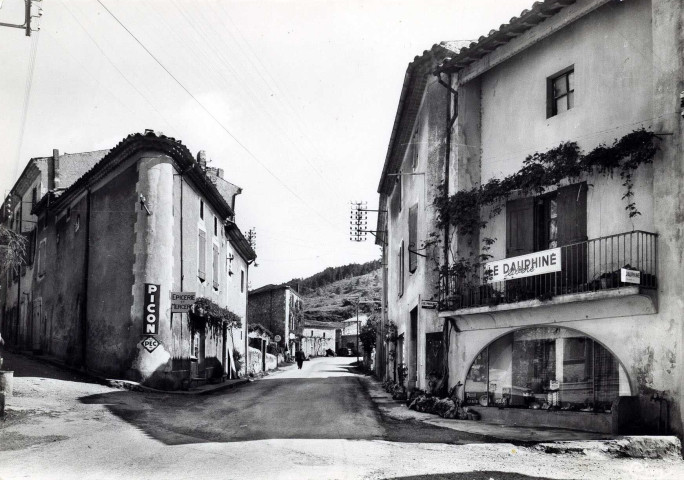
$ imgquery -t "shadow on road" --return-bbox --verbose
[385,472,577,480]
[79,376,501,446]
[2,351,100,384]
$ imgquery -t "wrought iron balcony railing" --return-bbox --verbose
[439,230,657,311]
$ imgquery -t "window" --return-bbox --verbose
[214,216,218,236]
[408,204,418,273]
[311,330,314,337]
[323,332,326,339]
[212,245,219,290]
[31,187,37,208]
[200,200,204,220]
[398,241,405,297]
[505,182,586,257]
[548,67,574,117]
[198,230,206,281]
[411,123,420,170]
[37,239,46,277]
[240,269,245,293]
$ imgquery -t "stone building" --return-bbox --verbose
[1,130,256,390]
[340,314,368,355]
[377,0,684,435]
[248,284,302,358]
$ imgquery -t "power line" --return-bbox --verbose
[57,0,176,134]
[14,30,40,181]
[95,0,337,229]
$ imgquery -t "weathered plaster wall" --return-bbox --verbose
[479,0,656,262]
[300,326,336,356]
[447,0,684,434]
[86,163,138,377]
[386,72,448,390]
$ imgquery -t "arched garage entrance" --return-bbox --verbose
[464,326,631,413]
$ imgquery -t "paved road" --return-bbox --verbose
[78,356,492,445]
[2,352,684,480]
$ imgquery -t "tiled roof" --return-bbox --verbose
[435,0,576,74]
[376,41,469,196]
[32,131,235,221]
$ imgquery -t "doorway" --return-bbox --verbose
[409,307,418,389]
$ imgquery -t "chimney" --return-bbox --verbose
[49,149,60,190]
[197,150,207,170]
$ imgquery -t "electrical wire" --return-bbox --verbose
[95,0,338,229]
[13,30,40,182]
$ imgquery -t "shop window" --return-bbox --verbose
[464,327,627,412]
[547,67,574,118]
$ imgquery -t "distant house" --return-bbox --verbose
[248,284,302,358]
[299,320,342,357]
[340,314,368,354]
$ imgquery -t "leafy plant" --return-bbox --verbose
[0,225,27,275]
[188,297,242,338]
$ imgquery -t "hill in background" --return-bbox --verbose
[280,260,382,323]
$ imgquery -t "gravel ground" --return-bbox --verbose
[1,352,683,480]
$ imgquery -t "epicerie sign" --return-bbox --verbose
[485,248,561,283]
[143,283,160,335]
[170,291,196,313]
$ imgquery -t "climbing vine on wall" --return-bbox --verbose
[435,129,659,241]
[188,297,242,338]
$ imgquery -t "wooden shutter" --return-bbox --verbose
[212,245,219,289]
[408,204,418,273]
[557,182,587,288]
[506,198,534,257]
[198,230,206,280]
[556,182,587,246]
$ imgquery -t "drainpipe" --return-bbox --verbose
[81,189,91,369]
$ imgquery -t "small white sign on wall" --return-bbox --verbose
[621,268,641,284]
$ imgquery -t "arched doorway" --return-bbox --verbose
[464,326,631,413]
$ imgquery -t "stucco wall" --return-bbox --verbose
[385,72,448,390]
[479,0,656,262]
[301,326,336,357]
[446,0,684,434]
[249,288,287,340]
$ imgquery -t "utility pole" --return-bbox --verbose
[0,0,42,36]
[349,201,386,243]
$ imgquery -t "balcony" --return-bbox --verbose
[439,231,657,312]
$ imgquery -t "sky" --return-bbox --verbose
[0,0,533,289]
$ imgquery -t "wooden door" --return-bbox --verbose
[506,198,534,257]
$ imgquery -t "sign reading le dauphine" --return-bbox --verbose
[485,248,561,283]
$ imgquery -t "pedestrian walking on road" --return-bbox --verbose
[295,350,304,370]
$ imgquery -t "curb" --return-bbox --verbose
[533,436,683,460]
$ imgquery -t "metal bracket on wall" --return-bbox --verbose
[139,193,152,216]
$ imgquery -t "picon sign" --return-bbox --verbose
[143,283,160,335]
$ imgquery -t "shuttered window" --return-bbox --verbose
[198,230,206,280]
[212,244,219,290]
[398,241,405,297]
[408,204,418,273]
